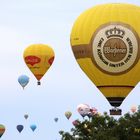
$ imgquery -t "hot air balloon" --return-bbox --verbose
[87,107,98,118]
[24,114,29,120]
[77,104,90,118]
[54,118,58,122]
[131,105,137,113]
[65,111,72,120]
[18,75,29,89]
[23,44,55,85]
[30,124,37,132]
[90,107,98,115]
[16,125,24,133]
[72,120,79,126]
[70,3,140,115]
[0,125,5,138]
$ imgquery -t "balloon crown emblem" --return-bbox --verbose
[105,27,125,38]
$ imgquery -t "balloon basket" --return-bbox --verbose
[37,81,41,85]
[110,108,122,115]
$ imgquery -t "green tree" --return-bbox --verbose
[60,105,140,140]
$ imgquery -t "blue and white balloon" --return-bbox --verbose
[18,75,29,89]
[30,124,37,132]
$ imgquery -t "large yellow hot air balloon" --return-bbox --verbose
[23,44,55,85]
[70,3,140,115]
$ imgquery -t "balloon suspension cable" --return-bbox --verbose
[37,81,41,85]
[23,87,24,90]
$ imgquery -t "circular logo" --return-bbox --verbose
[92,23,139,74]
[103,38,127,62]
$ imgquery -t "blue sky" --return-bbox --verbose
[0,0,140,139]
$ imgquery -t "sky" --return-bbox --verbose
[0,0,140,139]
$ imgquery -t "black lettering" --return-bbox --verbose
[97,49,108,65]
[97,38,104,48]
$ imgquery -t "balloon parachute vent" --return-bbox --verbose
[37,81,41,85]
[110,108,122,115]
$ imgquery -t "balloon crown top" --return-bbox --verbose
[105,27,125,39]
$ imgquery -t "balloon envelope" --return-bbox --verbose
[18,75,29,89]
[16,125,24,133]
[72,120,79,126]
[71,3,140,109]
[30,124,37,132]
[23,44,55,85]
[54,118,58,122]
[77,104,90,117]
[65,111,72,120]
[90,107,98,114]
[24,114,29,119]
[131,105,137,113]
[0,124,5,138]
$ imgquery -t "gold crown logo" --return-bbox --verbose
[105,27,125,38]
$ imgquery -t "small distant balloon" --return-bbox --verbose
[0,124,5,138]
[87,107,98,118]
[131,105,137,113]
[77,104,90,118]
[65,111,72,120]
[16,125,24,133]
[54,118,58,122]
[90,107,98,115]
[72,120,79,126]
[24,114,29,120]
[30,124,37,132]
[18,75,29,89]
